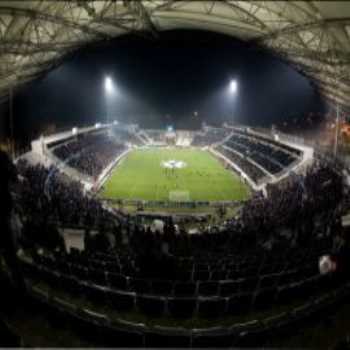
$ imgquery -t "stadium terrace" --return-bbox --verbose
[1,1,350,348]
[1,121,349,347]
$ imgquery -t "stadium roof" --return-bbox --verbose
[1,1,350,111]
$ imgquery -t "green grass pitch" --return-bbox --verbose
[100,148,250,202]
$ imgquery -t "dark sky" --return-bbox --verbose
[0,29,326,146]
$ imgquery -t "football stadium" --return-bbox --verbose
[1,1,350,348]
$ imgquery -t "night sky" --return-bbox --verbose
[0,29,326,147]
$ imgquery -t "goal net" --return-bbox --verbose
[169,190,190,202]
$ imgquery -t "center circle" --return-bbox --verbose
[161,160,187,169]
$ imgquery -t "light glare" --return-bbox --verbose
[229,80,237,94]
[105,76,114,94]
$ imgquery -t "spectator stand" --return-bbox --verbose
[209,147,265,192]
[213,125,313,192]
[94,147,131,192]
[11,142,350,347]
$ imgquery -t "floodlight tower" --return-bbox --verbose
[104,76,115,124]
[228,79,238,127]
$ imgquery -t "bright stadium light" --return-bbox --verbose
[228,79,238,126]
[105,76,114,95]
[104,76,116,124]
[229,79,238,94]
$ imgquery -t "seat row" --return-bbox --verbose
[229,130,300,162]
[68,240,329,275]
[221,132,298,175]
[29,281,348,347]
[231,128,302,157]
[23,260,334,319]
[29,256,319,297]
[215,145,267,183]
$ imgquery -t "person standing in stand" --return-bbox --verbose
[0,150,26,293]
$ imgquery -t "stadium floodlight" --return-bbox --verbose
[104,76,115,124]
[228,79,238,126]
[105,76,114,95]
[229,79,237,94]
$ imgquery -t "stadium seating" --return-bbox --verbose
[192,127,231,146]
[214,128,303,183]
[144,326,191,347]
[173,282,196,297]
[168,297,197,318]
[9,132,350,347]
[136,295,165,317]
[107,290,135,312]
[197,297,226,318]
[151,280,173,296]
[227,293,252,315]
[216,145,267,183]
[0,320,21,347]
[52,132,126,178]
[193,327,235,347]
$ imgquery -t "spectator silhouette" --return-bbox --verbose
[0,151,25,292]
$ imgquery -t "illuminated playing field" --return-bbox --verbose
[100,148,250,202]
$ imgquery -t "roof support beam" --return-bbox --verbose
[0,40,78,54]
[123,0,158,37]
[257,17,350,41]
[0,6,109,39]
[318,85,350,107]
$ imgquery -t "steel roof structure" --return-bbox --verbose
[1,1,350,111]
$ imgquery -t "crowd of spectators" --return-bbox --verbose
[14,154,348,283]
[142,160,344,263]
[2,144,348,350]
[15,160,122,251]
[192,128,231,147]
[53,133,126,178]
